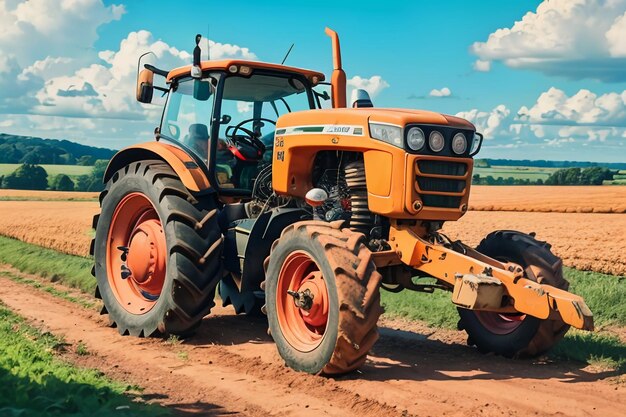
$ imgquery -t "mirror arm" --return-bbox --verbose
[144,64,169,77]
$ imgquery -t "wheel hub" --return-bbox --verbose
[127,218,165,287]
[292,271,328,328]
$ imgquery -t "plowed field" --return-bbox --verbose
[0,187,625,275]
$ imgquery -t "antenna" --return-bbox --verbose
[207,24,211,60]
[281,43,295,65]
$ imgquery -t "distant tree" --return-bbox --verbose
[536,179,543,185]
[20,148,46,164]
[580,167,612,185]
[472,174,481,184]
[505,177,515,185]
[77,155,95,166]
[485,175,496,185]
[2,164,48,190]
[75,175,92,191]
[0,175,3,188]
[51,174,75,191]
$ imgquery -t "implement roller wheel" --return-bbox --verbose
[91,160,223,337]
[264,221,383,375]
[457,230,570,357]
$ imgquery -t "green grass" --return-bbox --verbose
[0,164,92,177]
[0,303,168,417]
[0,270,94,309]
[0,236,95,294]
[552,330,626,372]
[474,165,559,181]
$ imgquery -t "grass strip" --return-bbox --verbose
[0,235,95,294]
[0,270,94,309]
[0,302,168,417]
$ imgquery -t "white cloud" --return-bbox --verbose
[456,104,515,139]
[607,11,626,57]
[473,59,491,72]
[471,0,626,81]
[237,101,253,114]
[429,87,451,97]
[517,87,626,126]
[347,75,389,98]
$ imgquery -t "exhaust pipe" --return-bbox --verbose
[324,27,346,108]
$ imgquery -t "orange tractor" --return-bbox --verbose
[92,28,593,374]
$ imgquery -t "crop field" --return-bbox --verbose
[0,189,98,201]
[0,163,92,177]
[468,185,626,213]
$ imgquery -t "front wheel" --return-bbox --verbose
[264,221,383,375]
[457,230,570,357]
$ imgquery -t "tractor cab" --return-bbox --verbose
[139,57,326,195]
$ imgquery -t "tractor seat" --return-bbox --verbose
[183,123,209,156]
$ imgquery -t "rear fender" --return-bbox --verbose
[104,142,211,192]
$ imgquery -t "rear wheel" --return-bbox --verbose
[92,160,223,337]
[457,230,570,357]
[264,221,383,375]
[219,272,264,316]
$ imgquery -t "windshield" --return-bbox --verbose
[214,72,314,191]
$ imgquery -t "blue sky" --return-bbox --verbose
[1,0,625,162]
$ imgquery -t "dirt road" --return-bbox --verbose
[0,272,622,417]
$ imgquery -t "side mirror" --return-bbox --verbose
[136,68,154,103]
[220,114,232,124]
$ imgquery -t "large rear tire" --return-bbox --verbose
[457,230,570,357]
[219,272,264,316]
[91,160,223,337]
[264,221,383,375]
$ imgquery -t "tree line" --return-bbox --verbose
[0,161,108,192]
[0,134,116,165]
[472,167,614,186]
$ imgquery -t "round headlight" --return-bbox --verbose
[452,133,467,154]
[407,127,425,150]
[429,131,445,152]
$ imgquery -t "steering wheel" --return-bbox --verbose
[225,117,277,153]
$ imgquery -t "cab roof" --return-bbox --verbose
[166,59,326,83]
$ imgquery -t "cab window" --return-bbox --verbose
[161,78,216,161]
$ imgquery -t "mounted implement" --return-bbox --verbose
[92,28,593,375]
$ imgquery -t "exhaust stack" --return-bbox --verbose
[324,27,346,108]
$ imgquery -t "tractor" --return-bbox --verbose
[91,28,593,375]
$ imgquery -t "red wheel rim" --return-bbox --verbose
[475,311,526,335]
[106,193,166,314]
[276,251,329,352]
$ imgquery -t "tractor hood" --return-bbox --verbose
[276,107,475,132]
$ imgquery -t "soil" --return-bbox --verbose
[0,271,623,417]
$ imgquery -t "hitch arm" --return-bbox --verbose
[387,224,594,331]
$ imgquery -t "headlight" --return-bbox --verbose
[407,127,425,151]
[429,130,445,152]
[452,133,467,154]
[369,123,402,147]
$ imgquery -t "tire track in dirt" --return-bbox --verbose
[1,271,624,417]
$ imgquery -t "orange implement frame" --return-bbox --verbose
[385,222,594,331]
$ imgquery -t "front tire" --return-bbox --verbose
[264,221,383,375]
[457,230,570,357]
[92,160,223,337]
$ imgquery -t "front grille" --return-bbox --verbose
[415,159,468,209]
[417,177,465,193]
[421,195,463,208]
[418,160,467,176]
